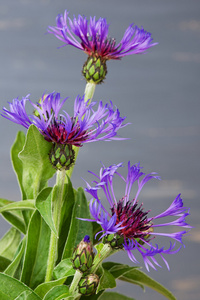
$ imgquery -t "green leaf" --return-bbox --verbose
[99,292,135,300]
[57,179,75,262]
[0,227,21,260]
[4,238,26,277]
[0,198,26,234]
[21,210,51,289]
[43,285,71,300]
[53,258,75,280]
[103,262,176,298]
[11,131,26,199]
[35,187,57,235]
[62,187,93,259]
[0,200,35,214]
[15,290,32,300]
[96,266,116,293]
[99,292,134,300]
[102,262,137,279]
[18,125,56,199]
[0,256,11,272]
[119,268,176,300]
[34,277,68,299]
[0,273,42,300]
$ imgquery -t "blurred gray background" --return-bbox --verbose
[0,0,199,299]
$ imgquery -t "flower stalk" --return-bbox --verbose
[69,270,83,294]
[90,244,114,274]
[45,169,66,282]
[84,81,96,104]
[66,81,97,178]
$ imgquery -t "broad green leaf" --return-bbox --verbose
[35,187,57,235]
[0,273,42,300]
[21,210,51,289]
[99,292,135,300]
[57,179,75,262]
[119,268,176,300]
[0,211,25,234]
[10,130,31,228]
[11,130,26,199]
[34,277,68,299]
[53,258,75,280]
[102,261,123,271]
[103,262,137,279]
[62,187,93,259]
[15,290,32,299]
[0,200,35,213]
[103,262,141,286]
[4,238,26,277]
[0,198,26,234]
[0,227,21,260]
[102,262,144,290]
[18,125,56,199]
[43,285,70,300]
[96,266,116,293]
[0,256,11,272]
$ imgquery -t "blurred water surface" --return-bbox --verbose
[0,1,200,299]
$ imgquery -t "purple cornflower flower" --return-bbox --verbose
[1,92,128,146]
[48,10,157,60]
[82,162,191,271]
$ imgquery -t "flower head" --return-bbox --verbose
[82,162,191,271]
[1,92,128,147]
[48,11,157,83]
[48,10,157,60]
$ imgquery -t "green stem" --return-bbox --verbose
[84,81,96,104]
[90,244,114,274]
[45,169,66,282]
[66,82,97,179]
[69,269,82,294]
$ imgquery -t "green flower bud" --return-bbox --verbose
[78,274,99,296]
[72,235,95,273]
[104,233,124,249]
[49,143,75,170]
[82,55,107,84]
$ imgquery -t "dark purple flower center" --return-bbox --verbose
[44,117,88,145]
[82,35,120,60]
[111,199,152,240]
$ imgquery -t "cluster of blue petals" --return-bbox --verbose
[82,162,191,271]
[1,92,128,146]
[48,10,157,59]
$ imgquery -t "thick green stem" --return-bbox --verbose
[69,269,82,294]
[84,81,96,104]
[45,169,66,282]
[90,244,114,274]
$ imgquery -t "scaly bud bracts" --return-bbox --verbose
[78,274,99,296]
[104,233,124,249]
[49,143,75,170]
[82,56,107,84]
[72,235,95,273]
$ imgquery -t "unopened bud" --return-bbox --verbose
[72,235,95,273]
[78,274,99,296]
